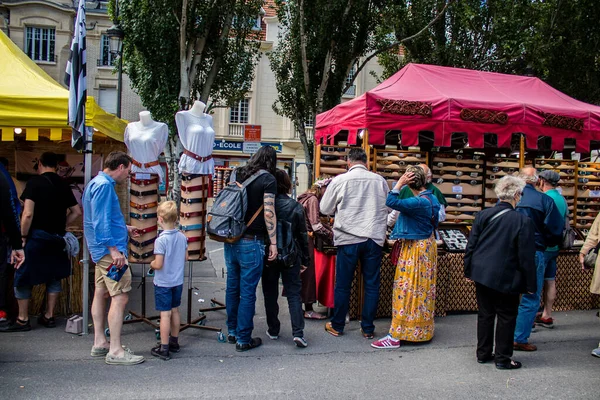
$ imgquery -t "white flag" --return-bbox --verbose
[65,0,87,150]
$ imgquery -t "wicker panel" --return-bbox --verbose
[375,253,395,318]
[553,253,600,311]
[438,253,477,314]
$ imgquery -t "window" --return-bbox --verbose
[344,65,357,97]
[304,112,314,128]
[229,99,249,124]
[26,27,56,62]
[98,87,117,115]
[100,35,116,67]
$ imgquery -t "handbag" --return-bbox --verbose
[560,214,576,250]
[65,315,83,334]
[583,243,600,270]
[390,240,402,266]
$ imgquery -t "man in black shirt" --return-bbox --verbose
[225,146,278,352]
[1,152,80,332]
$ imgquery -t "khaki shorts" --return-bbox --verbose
[95,255,132,297]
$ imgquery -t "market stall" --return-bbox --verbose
[315,63,600,318]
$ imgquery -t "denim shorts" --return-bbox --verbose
[15,278,62,300]
[154,284,183,311]
[544,250,560,281]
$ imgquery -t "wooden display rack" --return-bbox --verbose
[573,161,600,230]
[534,158,578,227]
[372,149,428,190]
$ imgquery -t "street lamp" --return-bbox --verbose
[106,24,124,118]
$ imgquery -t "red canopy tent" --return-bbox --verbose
[315,63,600,153]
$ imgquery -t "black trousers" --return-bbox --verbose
[261,260,304,338]
[0,236,8,311]
[475,283,520,364]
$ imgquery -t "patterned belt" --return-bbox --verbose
[130,250,154,259]
[130,212,158,220]
[183,149,213,163]
[130,189,158,198]
[180,223,203,232]
[129,237,157,248]
[187,235,205,243]
[130,176,159,186]
[181,183,209,194]
[135,225,158,235]
[181,173,209,181]
[180,197,204,204]
[130,201,158,211]
[132,159,160,168]
[180,211,206,219]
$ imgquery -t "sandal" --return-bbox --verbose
[304,311,327,320]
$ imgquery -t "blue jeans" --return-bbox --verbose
[224,238,265,345]
[514,250,545,344]
[330,239,382,334]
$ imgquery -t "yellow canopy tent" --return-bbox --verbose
[0,29,126,142]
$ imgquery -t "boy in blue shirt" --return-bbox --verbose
[150,201,187,360]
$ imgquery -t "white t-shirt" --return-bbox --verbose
[124,121,168,183]
[176,110,215,175]
[153,229,187,287]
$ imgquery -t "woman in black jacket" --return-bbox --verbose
[261,169,310,348]
[464,175,536,370]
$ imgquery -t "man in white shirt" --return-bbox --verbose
[320,148,389,339]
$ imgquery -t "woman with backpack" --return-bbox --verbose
[261,169,310,348]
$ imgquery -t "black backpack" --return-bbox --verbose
[274,218,297,268]
[207,170,267,243]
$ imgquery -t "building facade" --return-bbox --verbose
[0,0,383,191]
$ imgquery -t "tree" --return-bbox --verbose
[116,0,263,196]
[269,0,450,181]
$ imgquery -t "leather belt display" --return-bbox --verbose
[130,212,158,220]
[187,235,205,243]
[130,189,158,198]
[135,225,158,235]
[180,223,203,231]
[181,183,209,193]
[183,149,213,163]
[130,177,159,186]
[130,201,158,211]
[180,211,206,219]
[181,173,209,181]
[132,159,160,168]
[130,250,154,259]
[180,197,204,204]
[130,237,157,248]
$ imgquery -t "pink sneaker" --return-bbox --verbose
[371,335,400,349]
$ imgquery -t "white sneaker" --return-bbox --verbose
[591,347,600,358]
[266,330,279,340]
[293,337,308,348]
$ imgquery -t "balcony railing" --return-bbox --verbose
[294,126,314,141]
[228,123,245,137]
[97,59,117,67]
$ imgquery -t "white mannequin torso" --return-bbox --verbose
[176,101,215,175]
[124,111,169,183]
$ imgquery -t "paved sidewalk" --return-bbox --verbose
[0,240,599,399]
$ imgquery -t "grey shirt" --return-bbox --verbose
[153,229,187,287]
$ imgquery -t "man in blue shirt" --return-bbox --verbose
[83,151,144,366]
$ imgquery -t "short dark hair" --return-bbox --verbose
[0,157,8,168]
[275,169,291,194]
[348,148,367,164]
[104,151,132,171]
[39,152,58,168]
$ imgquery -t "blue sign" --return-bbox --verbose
[213,140,243,151]
[261,142,282,153]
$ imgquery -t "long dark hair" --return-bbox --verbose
[237,146,277,182]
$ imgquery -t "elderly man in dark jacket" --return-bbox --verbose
[261,169,310,348]
[465,175,536,370]
[512,167,563,351]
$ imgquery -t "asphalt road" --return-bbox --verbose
[1,240,599,399]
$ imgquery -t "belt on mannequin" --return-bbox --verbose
[132,159,160,168]
[130,201,158,211]
[181,183,209,194]
[180,224,203,231]
[183,150,212,163]
[181,173,209,181]
[130,250,154,259]
[130,189,158,198]
[135,225,158,235]
[187,236,205,243]
[129,237,157,248]
[130,176,159,186]
[130,212,158,220]
[180,197,204,205]
[180,211,206,219]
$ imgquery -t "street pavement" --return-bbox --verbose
[1,239,599,399]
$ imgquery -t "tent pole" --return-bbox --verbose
[81,126,93,335]
[362,129,370,169]
[519,134,525,169]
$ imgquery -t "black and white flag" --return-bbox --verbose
[65,0,87,150]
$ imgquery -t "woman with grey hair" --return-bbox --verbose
[464,175,537,370]
[371,165,441,349]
